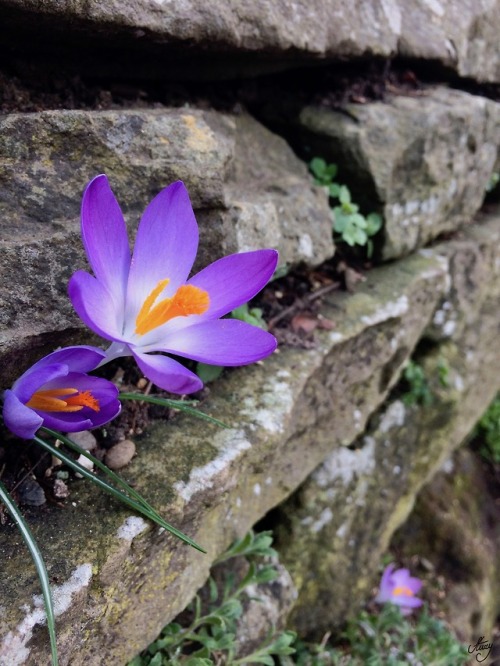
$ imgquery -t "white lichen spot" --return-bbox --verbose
[235,497,242,507]
[241,377,294,434]
[443,320,456,336]
[265,476,273,485]
[433,309,445,326]
[313,437,375,488]
[441,457,454,474]
[329,331,344,343]
[116,516,148,541]
[311,508,333,533]
[393,465,401,475]
[298,234,313,258]
[253,483,261,496]
[454,374,464,392]
[174,429,251,502]
[0,564,92,666]
[336,523,348,539]
[379,401,406,433]
[361,296,408,326]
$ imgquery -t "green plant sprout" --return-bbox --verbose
[309,157,383,258]
[472,393,500,463]
[128,531,296,665]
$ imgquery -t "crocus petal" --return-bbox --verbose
[132,351,203,394]
[188,250,278,319]
[392,596,423,609]
[13,364,69,404]
[81,175,131,309]
[150,319,277,366]
[24,346,107,375]
[69,271,125,341]
[2,390,43,440]
[125,182,199,324]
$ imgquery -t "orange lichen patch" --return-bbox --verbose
[135,280,210,336]
[393,586,414,597]
[26,388,100,413]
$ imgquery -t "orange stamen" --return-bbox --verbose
[26,388,100,413]
[135,279,210,336]
[393,586,414,597]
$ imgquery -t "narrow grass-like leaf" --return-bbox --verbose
[118,393,229,429]
[33,435,205,553]
[0,480,59,666]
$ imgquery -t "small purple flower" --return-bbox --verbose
[3,347,121,440]
[375,564,423,615]
[68,175,278,394]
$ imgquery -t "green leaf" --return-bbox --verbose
[0,480,59,666]
[366,212,383,236]
[231,303,268,330]
[196,363,224,384]
[328,182,341,198]
[338,185,351,205]
[309,157,327,180]
[34,433,206,552]
[118,393,229,429]
[333,208,349,233]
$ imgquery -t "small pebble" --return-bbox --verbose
[18,478,46,506]
[53,479,69,499]
[75,454,94,478]
[67,430,97,451]
[105,439,136,470]
[136,377,148,390]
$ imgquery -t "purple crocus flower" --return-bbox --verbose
[375,564,423,615]
[68,175,278,394]
[3,346,121,440]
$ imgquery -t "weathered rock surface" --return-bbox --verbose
[271,213,500,636]
[394,446,500,644]
[0,108,332,386]
[0,241,454,664]
[294,87,500,259]
[1,0,499,82]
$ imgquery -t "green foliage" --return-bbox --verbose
[231,303,268,331]
[284,605,468,666]
[309,157,383,258]
[400,358,451,407]
[401,360,433,407]
[474,393,500,463]
[128,531,295,666]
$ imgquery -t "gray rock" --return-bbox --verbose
[0,108,332,386]
[297,88,500,259]
[1,0,499,81]
[104,439,136,470]
[271,213,500,636]
[0,238,453,664]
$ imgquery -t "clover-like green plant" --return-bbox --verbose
[472,393,500,463]
[310,157,382,258]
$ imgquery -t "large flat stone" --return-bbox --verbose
[295,88,500,259]
[1,1,499,82]
[0,243,451,664]
[272,212,500,636]
[0,109,332,386]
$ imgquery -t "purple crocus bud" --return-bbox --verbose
[68,175,279,394]
[375,564,423,615]
[2,346,121,440]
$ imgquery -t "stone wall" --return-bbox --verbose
[0,2,499,664]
